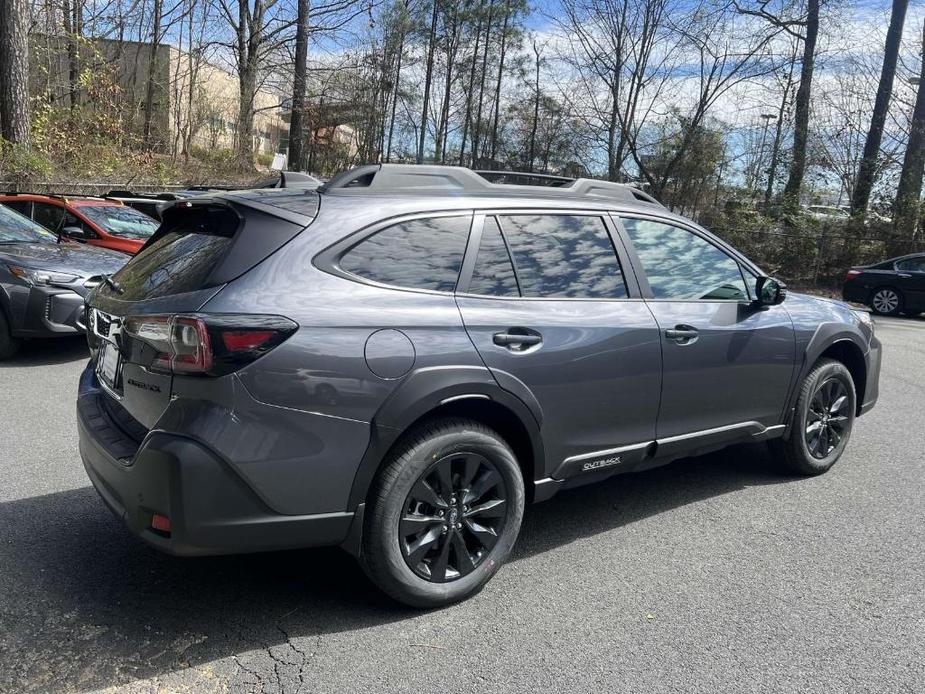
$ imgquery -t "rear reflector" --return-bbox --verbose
[222,329,276,352]
[151,513,171,533]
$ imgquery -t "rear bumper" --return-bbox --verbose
[841,283,868,306]
[77,370,355,556]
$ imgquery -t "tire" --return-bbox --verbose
[0,309,20,360]
[869,286,903,316]
[361,418,525,608]
[772,358,856,476]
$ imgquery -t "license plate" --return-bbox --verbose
[97,341,121,390]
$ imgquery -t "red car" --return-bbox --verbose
[0,193,160,254]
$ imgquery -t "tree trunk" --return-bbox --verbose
[62,0,81,112]
[471,0,494,165]
[416,0,439,164]
[765,50,797,209]
[0,0,31,143]
[489,0,510,162]
[893,21,925,241]
[288,0,310,171]
[459,2,485,166]
[142,0,163,149]
[782,0,819,207]
[527,41,540,172]
[385,19,405,162]
[851,0,909,215]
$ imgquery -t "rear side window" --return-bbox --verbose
[498,214,627,299]
[468,217,519,297]
[340,216,470,292]
[896,257,925,272]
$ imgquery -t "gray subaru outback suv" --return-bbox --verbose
[78,165,881,606]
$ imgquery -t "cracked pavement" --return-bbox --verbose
[1,316,923,693]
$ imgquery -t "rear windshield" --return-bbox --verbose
[107,230,233,300]
[80,205,160,239]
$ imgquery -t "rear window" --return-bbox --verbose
[339,216,470,292]
[107,231,233,300]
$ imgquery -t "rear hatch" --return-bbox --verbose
[86,195,313,430]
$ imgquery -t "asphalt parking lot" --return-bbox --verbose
[1,316,923,693]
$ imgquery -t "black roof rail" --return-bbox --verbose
[318,164,664,207]
[475,170,574,187]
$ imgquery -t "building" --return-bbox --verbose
[30,35,289,158]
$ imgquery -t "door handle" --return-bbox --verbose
[665,325,699,344]
[493,330,542,350]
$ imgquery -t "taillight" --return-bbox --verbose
[123,313,297,376]
[845,270,861,281]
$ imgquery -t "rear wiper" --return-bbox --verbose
[102,274,125,294]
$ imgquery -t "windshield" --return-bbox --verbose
[79,205,160,239]
[0,204,59,243]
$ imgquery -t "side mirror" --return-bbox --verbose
[61,226,87,240]
[755,276,787,306]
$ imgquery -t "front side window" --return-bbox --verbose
[498,214,627,299]
[621,218,748,301]
[340,216,470,292]
[33,202,66,232]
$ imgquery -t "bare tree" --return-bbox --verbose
[851,0,909,214]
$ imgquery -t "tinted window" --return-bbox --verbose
[499,214,626,298]
[622,218,748,301]
[33,203,66,231]
[468,217,519,297]
[3,200,31,216]
[340,216,470,292]
[896,257,925,272]
[106,230,233,300]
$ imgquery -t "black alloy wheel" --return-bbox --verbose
[772,358,856,476]
[400,452,508,583]
[804,377,851,460]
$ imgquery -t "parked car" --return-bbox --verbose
[78,165,881,607]
[0,193,160,254]
[0,203,127,358]
[843,252,925,316]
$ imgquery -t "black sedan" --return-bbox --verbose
[842,253,925,316]
[0,203,127,358]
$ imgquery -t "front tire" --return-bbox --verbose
[361,418,525,608]
[869,286,903,315]
[772,359,856,475]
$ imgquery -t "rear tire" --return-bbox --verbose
[869,286,903,316]
[772,359,856,476]
[0,310,20,360]
[361,418,525,608]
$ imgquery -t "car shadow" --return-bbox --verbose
[0,335,88,367]
[0,443,794,692]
